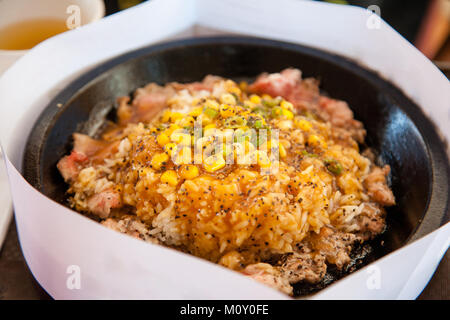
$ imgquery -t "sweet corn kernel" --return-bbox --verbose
[180,165,200,180]
[220,93,236,105]
[170,130,191,145]
[203,154,226,173]
[164,143,178,157]
[161,110,172,123]
[205,99,220,110]
[260,138,277,153]
[243,100,255,108]
[191,98,201,106]
[256,150,271,168]
[219,104,236,118]
[279,143,287,158]
[150,127,159,134]
[307,134,327,148]
[262,94,272,100]
[169,112,184,123]
[161,170,178,186]
[281,108,294,120]
[228,86,241,96]
[224,80,236,89]
[277,120,293,130]
[204,123,216,131]
[173,146,192,165]
[250,94,261,104]
[280,100,294,111]
[179,116,195,128]
[189,107,203,117]
[296,119,312,131]
[196,114,212,125]
[307,134,320,145]
[157,133,170,147]
[151,152,169,170]
[164,124,181,136]
[244,140,256,154]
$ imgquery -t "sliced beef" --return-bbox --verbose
[117,96,133,125]
[249,69,365,141]
[277,248,327,284]
[309,227,361,270]
[249,68,302,98]
[364,165,395,206]
[317,97,354,127]
[286,78,321,107]
[171,75,223,92]
[58,135,120,183]
[56,151,88,182]
[117,83,175,125]
[73,133,120,163]
[87,189,121,218]
[317,96,366,142]
[73,133,106,156]
[249,69,320,107]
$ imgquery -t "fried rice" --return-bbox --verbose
[57,68,395,295]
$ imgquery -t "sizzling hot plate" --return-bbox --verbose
[22,36,449,295]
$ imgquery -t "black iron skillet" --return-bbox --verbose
[22,36,449,295]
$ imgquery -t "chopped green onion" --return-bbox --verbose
[251,107,269,117]
[263,97,282,108]
[204,107,218,119]
[254,120,264,129]
[303,110,317,120]
[324,159,343,175]
[247,115,265,129]
[301,150,318,158]
[224,116,247,129]
[271,106,283,118]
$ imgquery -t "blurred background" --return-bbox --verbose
[103,0,450,77]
